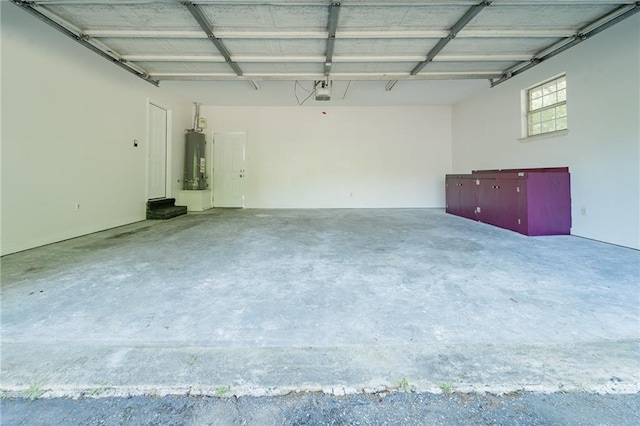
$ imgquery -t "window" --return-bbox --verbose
[526,75,567,137]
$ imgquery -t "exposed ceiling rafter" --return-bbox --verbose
[82,29,577,40]
[122,54,532,63]
[411,1,493,75]
[8,0,159,86]
[385,80,399,91]
[491,2,640,86]
[149,71,503,81]
[182,1,243,76]
[24,0,640,5]
[324,2,341,76]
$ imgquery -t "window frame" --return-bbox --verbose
[521,73,568,140]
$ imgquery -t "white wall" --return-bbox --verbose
[202,106,452,208]
[452,15,640,250]
[1,3,192,255]
[163,79,487,107]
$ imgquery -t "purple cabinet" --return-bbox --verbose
[477,176,521,231]
[445,175,460,215]
[445,168,571,236]
[445,175,477,220]
[517,172,572,235]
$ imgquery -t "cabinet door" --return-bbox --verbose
[478,177,520,228]
[515,180,530,235]
[458,177,477,220]
[445,176,459,215]
[496,178,520,232]
[477,178,500,226]
[525,173,571,235]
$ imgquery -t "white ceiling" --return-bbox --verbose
[10,0,639,105]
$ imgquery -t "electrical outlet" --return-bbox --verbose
[580,206,587,216]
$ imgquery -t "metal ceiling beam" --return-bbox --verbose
[458,29,575,38]
[491,2,640,86]
[82,29,575,40]
[150,71,502,81]
[324,2,341,76]
[29,1,639,5]
[385,80,399,91]
[124,54,530,63]
[123,55,226,62]
[411,1,492,75]
[9,0,158,86]
[84,30,207,38]
[182,1,243,76]
[435,54,532,61]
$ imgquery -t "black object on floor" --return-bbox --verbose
[146,198,187,220]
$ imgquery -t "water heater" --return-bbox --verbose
[183,132,207,190]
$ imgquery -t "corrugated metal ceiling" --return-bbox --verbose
[10,1,640,87]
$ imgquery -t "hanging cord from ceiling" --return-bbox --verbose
[294,80,317,105]
[342,80,352,100]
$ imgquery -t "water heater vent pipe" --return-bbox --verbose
[192,102,201,132]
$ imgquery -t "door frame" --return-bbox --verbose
[145,99,173,200]
[211,131,247,208]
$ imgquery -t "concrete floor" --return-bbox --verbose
[1,209,638,398]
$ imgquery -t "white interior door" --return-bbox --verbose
[147,103,167,199]
[213,132,246,208]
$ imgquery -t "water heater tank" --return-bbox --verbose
[184,132,207,190]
